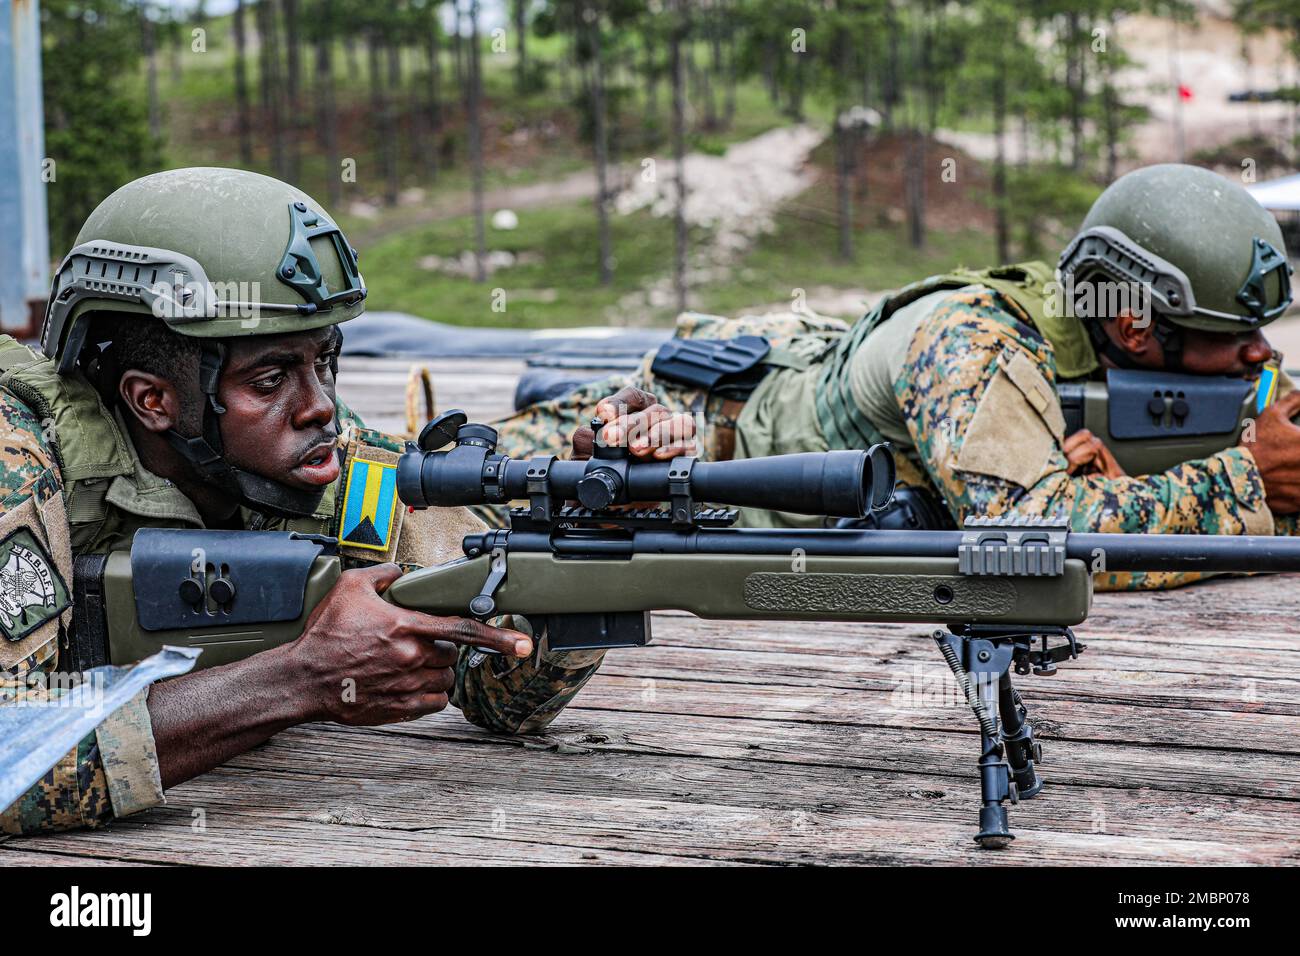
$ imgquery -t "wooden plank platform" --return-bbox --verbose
[3,356,1298,866]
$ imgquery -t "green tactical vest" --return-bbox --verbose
[813,261,1098,451]
[0,336,338,556]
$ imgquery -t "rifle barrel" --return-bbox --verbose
[497,526,1300,574]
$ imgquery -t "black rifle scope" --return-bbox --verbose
[397,410,896,521]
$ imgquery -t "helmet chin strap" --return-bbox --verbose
[161,340,328,520]
[1084,313,1185,374]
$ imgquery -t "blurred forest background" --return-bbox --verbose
[38,0,1300,327]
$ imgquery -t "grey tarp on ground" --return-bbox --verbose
[342,311,670,365]
[0,646,201,812]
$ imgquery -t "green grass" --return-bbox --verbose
[359,200,691,327]
[697,208,998,318]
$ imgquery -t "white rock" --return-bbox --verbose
[491,209,520,230]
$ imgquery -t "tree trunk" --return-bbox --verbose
[284,0,302,183]
[453,7,465,95]
[906,130,924,249]
[344,35,358,80]
[589,6,613,285]
[1101,15,1120,183]
[722,8,736,127]
[234,0,253,165]
[514,0,528,93]
[669,0,689,313]
[385,38,401,204]
[702,10,719,130]
[427,24,442,181]
[883,7,900,129]
[141,6,161,141]
[788,47,805,121]
[260,0,287,180]
[1066,12,1084,171]
[367,31,390,204]
[644,34,658,123]
[468,0,487,283]
[169,19,182,83]
[834,121,853,261]
[993,39,1009,263]
[834,36,852,261]
[316,0,340,207]
[762,36,777,106]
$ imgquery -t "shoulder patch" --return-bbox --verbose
[0,526,70,643]
[955,349,1061,490]
[339,456,400,552]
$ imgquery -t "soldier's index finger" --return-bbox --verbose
[413,615,533,657]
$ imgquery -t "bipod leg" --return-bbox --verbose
[933,629,1018,849]
[998,672,1044,800]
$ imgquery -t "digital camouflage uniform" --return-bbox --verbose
[0,346,605,835]
[492,281,1294,592]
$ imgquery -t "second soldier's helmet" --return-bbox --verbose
[40,167,367,519]
[1057,163,1292,335]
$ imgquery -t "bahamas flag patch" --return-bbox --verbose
[340,457,400,551]
[1256,362,1280,415]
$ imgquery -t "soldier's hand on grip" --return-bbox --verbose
[1242,389,1300,514]
[285,563,532,726]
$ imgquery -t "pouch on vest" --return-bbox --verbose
[650,335,772,400]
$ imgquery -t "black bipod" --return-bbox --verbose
[933,625,1084,848]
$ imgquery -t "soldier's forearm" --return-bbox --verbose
[147,643,312,790]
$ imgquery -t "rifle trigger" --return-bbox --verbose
[466,550,509,666]
[470,555,508,619]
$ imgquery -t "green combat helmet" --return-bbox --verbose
[40,166,367,518]
[1057,163,1292,370]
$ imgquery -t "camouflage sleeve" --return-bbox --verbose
[0,391,163,834]
[452,617,605,734]
[895,290,1278,591]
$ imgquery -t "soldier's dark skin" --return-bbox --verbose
[1087,310,1300,512]
[111,327,532,789]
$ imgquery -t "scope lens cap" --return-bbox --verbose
[418,410,469,451]
[865,443,896,513]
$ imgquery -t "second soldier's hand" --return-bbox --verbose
[571,385,698,461]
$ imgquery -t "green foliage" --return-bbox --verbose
[42,0,163,255]
[1004,166,1102,259]
[358,201,686,327]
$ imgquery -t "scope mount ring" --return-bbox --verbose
[525,455,557,524]
[668,456,697,527]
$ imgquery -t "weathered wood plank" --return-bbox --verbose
[0,846,158,866]
[570,675,1300,754]
[16,721,1295,866]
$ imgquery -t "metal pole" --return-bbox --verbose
[0,0,50,336]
